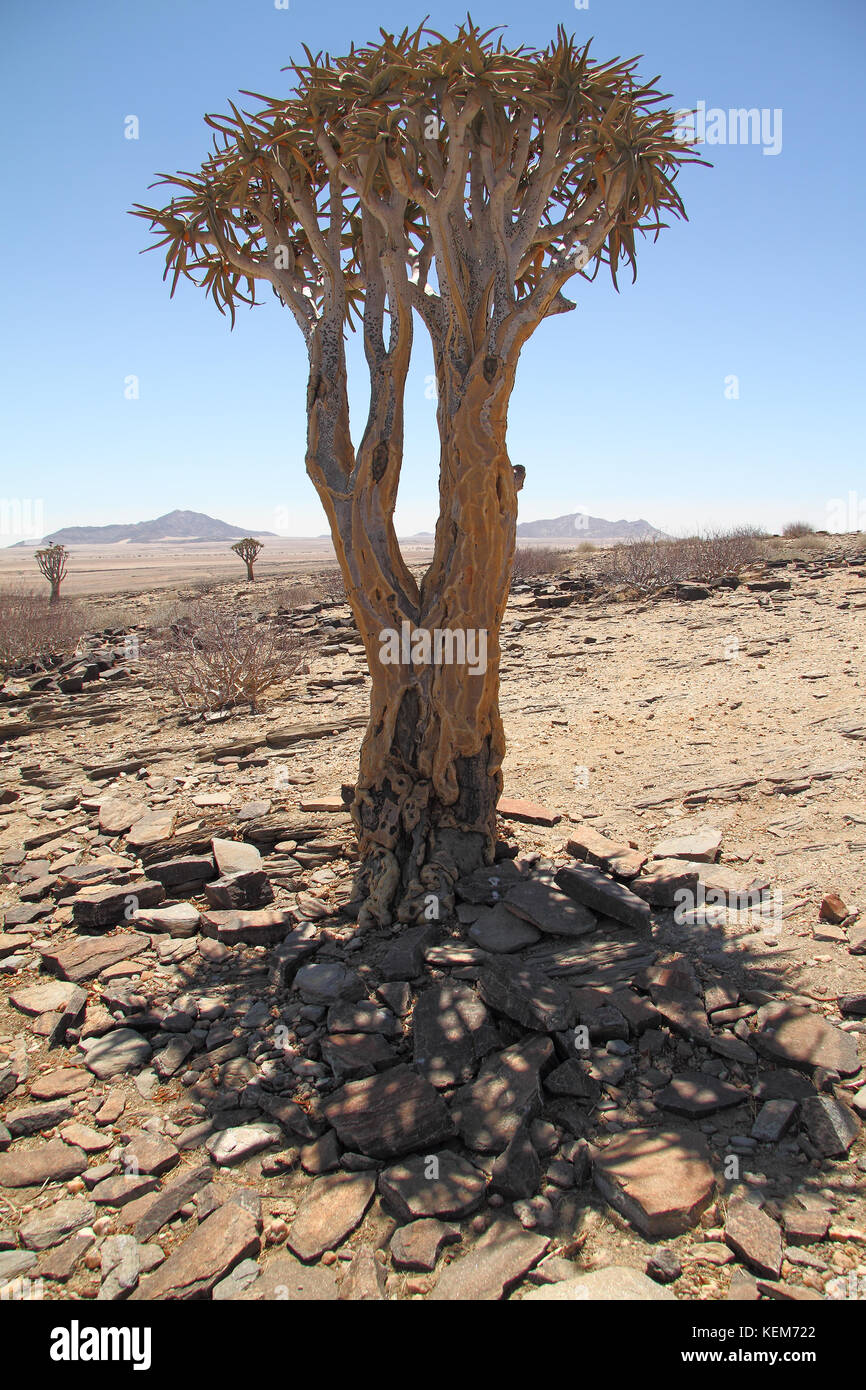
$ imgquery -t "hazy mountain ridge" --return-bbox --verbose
[31,509,276,546]
[517,512,667,540]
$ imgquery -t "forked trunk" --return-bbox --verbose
[343,353,519,927]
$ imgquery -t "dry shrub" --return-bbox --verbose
[0,587,85,674]
[278,568,346,609]
[782,520,815,538]
[512,546,565,579]
[603,527,764,594]
[159,600,304,715]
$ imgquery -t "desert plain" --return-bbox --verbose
[0,533,864,1302]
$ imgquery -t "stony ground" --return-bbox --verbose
[1,537,865,1302]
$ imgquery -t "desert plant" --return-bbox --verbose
[160,600,304,715]
[782,520,815,538]
[34,544,68,604]
[0,587,84,673]
[231,536,263,581]
[604,527,763,594]
[512,546,565,580]
[135,20,703,926]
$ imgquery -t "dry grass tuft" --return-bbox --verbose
[154,599,305,716]
[0,587,86,674]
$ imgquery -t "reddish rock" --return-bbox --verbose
[724,1198,783,1279]
[591,1128,716,1238]
[0,1139,87,1188]
[429,1224,549,1299]
[39,933,151,983]
[286,1172,376,1261]
[131,1203,260,1299]
[324,1065,456,1159]
[497,797,561,827]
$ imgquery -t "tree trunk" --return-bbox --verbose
[49,583,61,605]
[245,562,255,582]
[347,352,519,927]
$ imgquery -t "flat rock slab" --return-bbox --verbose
[523,1266,677,1301]
[83,1028,152,1079]
[800,1096,861,1156]
[320,1032,396,1081]
[73,881,165,928]
[751,1099,798,1143]
[29,1067,93,1101]
[206,1124,282,1166]
[429,1227,549,1300]
[295,961,365,1005]
[655,1071,748,1117]
[20,1197,95,1251]
[725,1198,783,1279]
[98,798,150,835]
[91,1174,160,1207]
[468,904,541,953]
[133,903,200,936]
[200,907,293,947]
[130,1164,213,1242]
[379,1152,487,1221]
[477,959,578,1033]
[450,1036,553,1153]
[555,863,651,932]
[652,829,722,863]
[413,981,500,1088]
[327,1001,399,1036]
[240,1253,339,1301]
[204,869,273,911]
[7,1100,75,1136]
[131,1203,260,1300]
[504,880,597,938]
[10,980,82,1016]
[497,797,561,827]
[121,1132,180,1177]
[390,1219,460,1272]
[286,1171,376,1262]
[211,837,263,874]
[592,1128,716,1239]
[338,1244,388,1301]
[753,1002,861,1076]
[381,922,439,979]
[127,808,178,849]
[40,932,151,983]
[148,856,216,887]
[324,1065,456,1158]
[0,1139,87,1188]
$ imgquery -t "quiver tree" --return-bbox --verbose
[134,20,702,927]
[35,544,69,604]
[231,535,264,581]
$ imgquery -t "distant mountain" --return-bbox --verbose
[517,512,667,541]
[28,510,276,546]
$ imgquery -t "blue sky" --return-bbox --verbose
[1,0,864,541]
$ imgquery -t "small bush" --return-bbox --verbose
[782,520,815,538]
[602,527,764,594]
[158,600,304,715]
[512,546,564,579]
[0,587,84,674]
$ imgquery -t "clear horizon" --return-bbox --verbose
[2,0,864,543]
